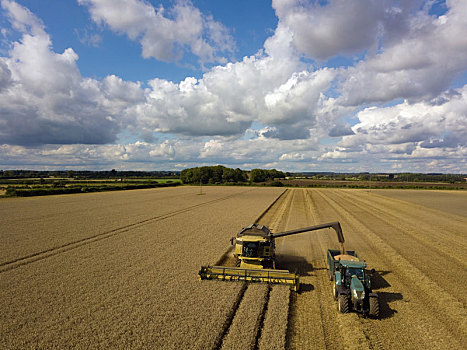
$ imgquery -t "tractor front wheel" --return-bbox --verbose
[338,295,349,313]
[369,296,380,318]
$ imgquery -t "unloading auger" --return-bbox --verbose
[198,221,345,291]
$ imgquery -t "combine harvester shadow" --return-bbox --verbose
[275,254,315,292]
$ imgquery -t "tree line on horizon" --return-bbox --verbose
[180,166,286,184]
[1,169,464,184]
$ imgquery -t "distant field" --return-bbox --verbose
[372,189,467,217]
[0,178,181,197]
[1,187,465,349]
[282,178,467,189]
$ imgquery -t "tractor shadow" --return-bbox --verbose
[378,291,403,319]
[371,270,403,319]
[276,254,314,292]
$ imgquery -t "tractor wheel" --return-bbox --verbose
[332,283,338,300]
[329,269,333,281]
[369,296,380,318]
[234,257,240,267]
[338,295,349,313]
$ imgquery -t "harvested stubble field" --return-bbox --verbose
[1,186,466,349]
[0,187,283,349]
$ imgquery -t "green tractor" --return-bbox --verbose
[327,249,379,318]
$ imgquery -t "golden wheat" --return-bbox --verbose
[221,283,269,350]
[258,285,290,350]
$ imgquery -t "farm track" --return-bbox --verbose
[0,188,256,273]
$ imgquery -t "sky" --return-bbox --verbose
[0,0,466,173]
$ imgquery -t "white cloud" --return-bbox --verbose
[198,136,318,166]
[279,152,305,161]
[271,0,467,108]
[0,0,466,172]
[130,53,337,140]
[0,0,150,145]
[78,0,235,65]
[323,85,467,171]
[264,69,336,124]
[272,0,385,60]
[1,0,333,146]
[337,0,467,105]
[0,59,12,91]
[1,0,45,36]
[75,27,102,47]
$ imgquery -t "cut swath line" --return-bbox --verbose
[253,286,271,350]
[213,282,248,350]
[254,189,287,224]
[211,189,289,349]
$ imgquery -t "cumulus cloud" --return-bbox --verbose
[264,69,336,124]
[328,123,355,137]
[0,59,12,91]
[129,59,340,140]
[78,0,235,65]
[0,0,334,146]
[0,140,183,167]
[1,0,45,35]
[1,137,313,170]
[132,76,251,137]
[271,0,467,107]
[322,85,467,171]
[337,0,467,105]
[0,0,148,145]
[0,0,466,172]
[272,0,385,60]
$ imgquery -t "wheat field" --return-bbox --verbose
[1,186,466,349]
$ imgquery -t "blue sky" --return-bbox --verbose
[6,0,278,82]
[0,0,466,172]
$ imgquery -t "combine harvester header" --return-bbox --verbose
[198,266,300,290]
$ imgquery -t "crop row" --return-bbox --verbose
[258,285,291,350]
[0,187,284,349]
[221,283,269,350]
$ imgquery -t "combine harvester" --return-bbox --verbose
[199,222,345,292]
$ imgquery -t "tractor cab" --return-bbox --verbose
[338,260,370,289]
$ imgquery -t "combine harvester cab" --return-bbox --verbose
[328,249,379,318]
[199,222,345,292]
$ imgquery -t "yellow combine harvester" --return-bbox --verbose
[199,221,345,291]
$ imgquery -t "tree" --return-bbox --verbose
[250,169,267,182]
[234,168,247,182]
[222,167,236,182]
[181,166,247,184]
